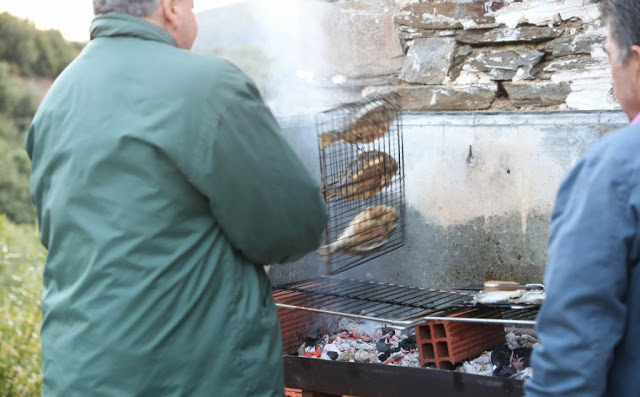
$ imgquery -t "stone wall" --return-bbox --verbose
[317,0,616,112]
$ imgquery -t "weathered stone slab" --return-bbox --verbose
[490,0,601,29]
[395,9,463,30]
[503,82,571,107]
[400,38,457,84]
[395,0,504,30]
[544,57,609,72]
[463,50,544,81]
[398,28,457,41]
[309,0,405,78]
[546,29,606,57]
[363,84,497,111]
[456,27,563,44]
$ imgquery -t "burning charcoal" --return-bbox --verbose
[322,343,341,359]
[513,347,532,361]
[490,345,513,368]
[305,328,323,347]
[376,341,390,353]
[378,351,391,362]
[381,327,395,336]
[493,364,517,378]
[390,347,401,354]
[399,337,417,351]
[512,347,532,371]
[327,351,339,361]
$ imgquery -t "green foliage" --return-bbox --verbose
[0,61,40,225]
[0,13,80,225]
[0,215,45,396]
[0,140,34,225]
[0,12,83,78]
[0,62,18,115]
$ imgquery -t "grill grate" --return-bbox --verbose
[274,277,539,327]
[315,94,406,275]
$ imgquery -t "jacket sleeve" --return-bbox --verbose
[181,61,328,265]
[524,152,633,396]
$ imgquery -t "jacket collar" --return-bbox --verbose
[90,12,177,47]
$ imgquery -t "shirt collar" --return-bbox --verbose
[90,12,177,48]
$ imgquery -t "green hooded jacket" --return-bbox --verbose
[25,12,328,397]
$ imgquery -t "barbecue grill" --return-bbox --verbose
[274,276,538,329]
[275,104,541,396]
[275,277,538,395]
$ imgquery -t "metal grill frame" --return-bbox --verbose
[316,96,406,275]
[274,277,538,328]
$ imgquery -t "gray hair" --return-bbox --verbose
[93,0,162,17]
[601,0,640,65]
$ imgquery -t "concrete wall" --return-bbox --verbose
[268,111,628,289]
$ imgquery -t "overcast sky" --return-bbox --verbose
[0,0,248,42]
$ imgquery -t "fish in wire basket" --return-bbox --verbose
[318,94,400,149]
[323,150,398,201]
[318,205,399,263]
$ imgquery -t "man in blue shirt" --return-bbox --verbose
[525,1,640,396]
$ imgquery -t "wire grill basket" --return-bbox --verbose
[315,94,406,275]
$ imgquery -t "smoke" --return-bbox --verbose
[194,0,374,115]
[246,0,338,115]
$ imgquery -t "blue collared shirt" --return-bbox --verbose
[525,123,640,396]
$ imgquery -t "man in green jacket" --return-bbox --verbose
[25,0,328,395]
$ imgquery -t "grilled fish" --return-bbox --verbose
[324,151,398,201]
[318,205,399,263]
[318,94,400,149]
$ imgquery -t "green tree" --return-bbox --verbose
[0,12,83,78]
[0,13,38,76]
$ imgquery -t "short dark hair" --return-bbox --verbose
[601,0,640,65]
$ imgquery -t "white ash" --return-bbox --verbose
[458,352,494,377]
[355,350,372,363]
[299,317,419,367]
[456,331,538,380]
[337,349,355,362]
[506,331,540,350]
[513,367,533,380]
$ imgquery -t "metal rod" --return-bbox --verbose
[404,316,536,328]
[275,303,536,329]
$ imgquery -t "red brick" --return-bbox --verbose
[275,290,339,355]
[415,309,506,369]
